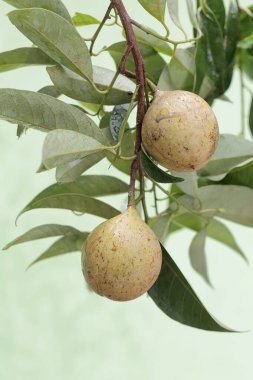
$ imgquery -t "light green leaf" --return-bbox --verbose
[167,0,186,36]
[3,224,80,250]
[199,134,253,176]
[0,89,101,136]
[3,0,72,23]
[148,245,233,331]
[172,213,247,261]
[8,8,92,80]
[158,48,195,91]
[138,0,166,23]
[42,129,109,169]
[72,12,100,26]
[38,85,61,97]
[0,47,55,73]
[47,65,135,105]
[189,228,211,284]
[150,214,172,243]
[133,26,172,56]
[107,131,135,175]
[28,233,88,268]
[180,185,253,227]
[18,194,119,221]
[238,34,253,50]
[56,152,105,183]
[219,160,253,189]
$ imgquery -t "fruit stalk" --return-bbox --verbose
[110,0,146,206]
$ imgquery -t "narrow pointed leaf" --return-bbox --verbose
[0,47,55,73]
[72,13,100,26]
[47,65,135,105]
[0,89,102,137]
[18,194,119,221]
[167,0,186,36]
[138,0,166,23]
[56,152,105,183]
[171,213,247,261]
[249,97,253,137]
[199,134,253,176]
[42,129,109,169]
[3,224,80,250]
[8,9,92,80]
[219,160,253,189]
[3,0,72,23]
[28,233,88,267]
[148,245,233,331]
[141,149,183,183]
[189,228,211,284]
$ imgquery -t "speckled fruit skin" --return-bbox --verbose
[142,90,219,172]
[82,206,162,301]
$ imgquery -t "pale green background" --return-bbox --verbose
[1,1,253,379]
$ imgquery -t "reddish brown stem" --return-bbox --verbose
[110,0,146,206]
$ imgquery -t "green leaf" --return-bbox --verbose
[18,194,119,221]
[8,8,92,81]
[47,65,135,105]
[238,34,253,50]
[28,233,88,268]
[180,185,253,227]
[107,41,166,84]
[133,26,172,56]
[158,48,195,91]
[56,153,105,183]
[0,47,55,73]
[38,85,61,98]
[199,134,253,176]
[148,245,233,331]
[138,0,166,23]
[202,0,226,32]
[224,1,239,85]
[150,214,172,243]
[72,12,99,26]
[3,224,80,250]
[249,97,253,137]
[239,5,253,40]
[141,149,183,183]
[172,213,247,261]
[218,160,253,189]
[194,8,226,99]
[42,129,109,169]
[241,49,253,80]
[0,89,101,136]
[3,0,72,23]
[167,0,186,36]
[189,228,211,284]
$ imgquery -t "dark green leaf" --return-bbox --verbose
[239,6,253,40]
[202,0,225,33]
[158,48,195,91]
[141,149,183,183]
[42,129,108,169]
[138,0,166,23]
[224,1,239,84]
[0,47,55,73]
[3,0,72,23]
[108,41,166,84]
[8,8,92,80]
[189,228,211,284]
[99,113,111,129]
[249,97,253,137]
[47,65,135,105]
[240,49,253,80]
[56,153,105,183]
[133,26,172,56]
[219,160,253,189]
[3,224,80,250]
[148,245,233,331]
[28,233,88,267]
[72,12,99,26]
[0,89,101,136]
[199,134,253,176]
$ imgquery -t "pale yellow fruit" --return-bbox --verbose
[82,206,162,301]
[142,90,219,172]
